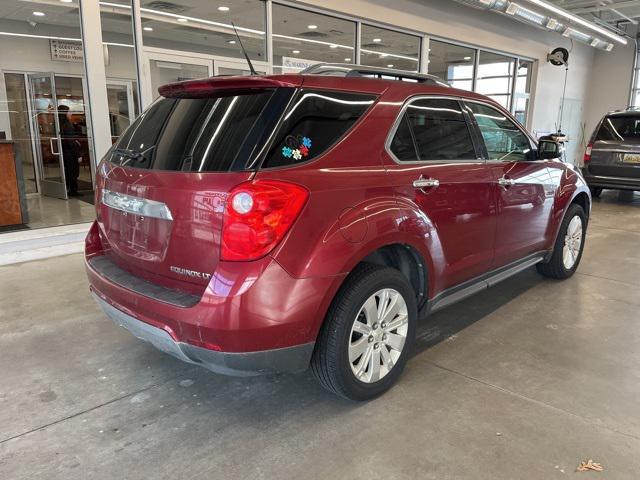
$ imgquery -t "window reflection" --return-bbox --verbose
[513,60,533,125]
[428,40,475,90]
[272,4,356,73]
[136,0,266,61]
[476,51,515,109]
[360,24,420,72]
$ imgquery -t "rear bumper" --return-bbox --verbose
[93,293,314,376]
[84,219,342,374]
[582,169,640,190]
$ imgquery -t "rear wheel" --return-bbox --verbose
[311,264,417,401]
[589,187,603,198]
[537,203,586,279]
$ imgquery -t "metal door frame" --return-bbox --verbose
[28,72,68,200]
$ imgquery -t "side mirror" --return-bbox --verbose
[538,139,561,160]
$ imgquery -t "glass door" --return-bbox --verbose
[28,73,67,200]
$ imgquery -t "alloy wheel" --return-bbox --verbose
[348,288,409,383]
[563,215,583,269]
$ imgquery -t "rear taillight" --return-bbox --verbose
[583,143,593,163]
[221,180,308,261]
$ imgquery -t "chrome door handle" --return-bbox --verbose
[50,137,60,156]
[413,177,440,189]
[498,176,515,187]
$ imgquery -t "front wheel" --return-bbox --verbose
[311,264,417,401]
[537,203,586,279]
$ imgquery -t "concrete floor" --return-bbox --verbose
[1,190,640,479]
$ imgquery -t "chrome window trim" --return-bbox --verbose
[102,189,173,221]
[384,94,485,166]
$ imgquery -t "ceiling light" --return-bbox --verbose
[546,18,558,29]
[32,11,45,16]
[143,26,153,31]
[292,50,300,54]
[590,39,599,47]
[606,43,614,51]
[217,6,229,11]
[228,40,236,44]
[373,38,382,42]
[177,17,188,22]
[464,56,471,60]
[60,0,73,3]
[524,0,627,45]
[387,64,394,68]
[344,57,351,61]
[330,44,338,49]
[307,24,317,29]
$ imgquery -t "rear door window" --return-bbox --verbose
[108,90,290,172]
[389,98,476,161]
[596,116,640,141]
[261,89,376,168]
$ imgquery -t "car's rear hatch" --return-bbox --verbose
[588,114,640,179]
[95,76,301,295]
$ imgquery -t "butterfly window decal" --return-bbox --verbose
[282,135,312,160]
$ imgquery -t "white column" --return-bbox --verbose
[420,36,429,74]
[266,0,273,74]
[132,0,153,108]
[79,0,111,168]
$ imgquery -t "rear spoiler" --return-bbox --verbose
[158,76,302,99]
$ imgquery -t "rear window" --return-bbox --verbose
[108,90,289,172]
[596,115,640,141]
[390,98,476,161]
[261,89,376,168]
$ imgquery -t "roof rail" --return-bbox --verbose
[300,63,448,86]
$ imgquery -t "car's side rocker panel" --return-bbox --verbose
[422,251,549,316]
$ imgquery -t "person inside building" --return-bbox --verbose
[57,104,80,196]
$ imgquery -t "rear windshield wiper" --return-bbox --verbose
[112,146,154,166]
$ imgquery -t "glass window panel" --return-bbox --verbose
[390,116,418,161]
[110,92,279,172]
[272,4,356,73]
[0,0,96,202]
[428,40,475,89]
[360,25,420,72]
[3,73,37,194]
[476,51,515,108]
[263,90,376,168]
[404,99,476,161]
[99,1,139,141]
[139,1,265,61]
[467,102,534,161]
[514,59,533,125]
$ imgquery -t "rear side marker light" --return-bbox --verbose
[583,143,592,163]
[221,180,309,261]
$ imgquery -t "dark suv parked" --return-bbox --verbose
[583,109,640,196]
[86,65,590,400]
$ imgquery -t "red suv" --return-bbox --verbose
[85,65,590,400]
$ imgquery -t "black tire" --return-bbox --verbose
[536,203,586,279]
[590,187,603,198]
[311,264,417,401]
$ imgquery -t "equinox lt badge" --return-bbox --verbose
[170,266,212,280]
